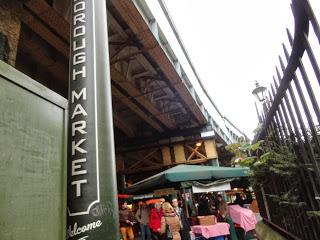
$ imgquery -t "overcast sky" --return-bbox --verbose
[145,0,320,139]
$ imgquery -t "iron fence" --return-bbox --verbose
[255,0,320,239]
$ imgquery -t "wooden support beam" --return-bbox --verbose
[0,2,21,66]
[161,146,172,166]
[127,148,159,170]
[204,139,218,159]
[116,154,125,173]
[173,143,186,164]
[185,145,207,160]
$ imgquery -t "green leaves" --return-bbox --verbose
[226,139,310,214]
[238,156,257,167]
[306,211,320,218]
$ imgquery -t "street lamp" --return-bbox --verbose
[251,81,272,221]
[252,81,268,124]
[252,81,267,102]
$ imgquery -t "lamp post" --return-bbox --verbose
[252,81,267,123]
[251,81,271,221]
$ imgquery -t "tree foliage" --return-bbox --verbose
[227,138,307,210]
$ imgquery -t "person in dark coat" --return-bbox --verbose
[234,193,244,207]
[172,198,191,240]
[119,202,135,240]
[197,195,210,216]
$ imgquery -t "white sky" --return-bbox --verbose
[145,0,320,139]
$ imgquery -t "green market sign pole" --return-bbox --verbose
[67,0,119,239]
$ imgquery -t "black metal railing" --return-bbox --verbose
[255,0,320,239]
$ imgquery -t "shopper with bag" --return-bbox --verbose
[160,202,181,240]
[171,198,191,240]
[149,202,164,240]
[136,201,151,240]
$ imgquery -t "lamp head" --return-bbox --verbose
[252,81,267,102]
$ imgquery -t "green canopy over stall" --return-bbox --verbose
[125,164,250,194]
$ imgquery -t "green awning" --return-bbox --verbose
[125,164,249,194]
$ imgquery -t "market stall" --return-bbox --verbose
[228,205,257,232]
[191,223,230,239]
[123,164,252,239]
[125,164,250,194]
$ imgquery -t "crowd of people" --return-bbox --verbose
[118,192,255,240]
[196,192,253,216]
[119,198,190,240]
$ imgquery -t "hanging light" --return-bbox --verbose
[252,81,267,102]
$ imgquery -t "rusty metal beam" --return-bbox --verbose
[23,0,70,42]
[11,1,69,58]
[110,0,207,125]
[112,85,164,132]
[113,112,135,137]
[17,0,176,131]
[111,67,176,129]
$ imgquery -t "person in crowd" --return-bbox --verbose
[197,195,210,216]
[171,198,191,240]
[234,193,244,207]
[160,202,181,240]
[119,201,135,240]
[217,194,229,221]
[136,201,151,240]
[217,195,238,240]
[244,192,253,205]
[149,202,164,240]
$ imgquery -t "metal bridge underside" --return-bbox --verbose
[1,0,241,183]
[12,0,210,143]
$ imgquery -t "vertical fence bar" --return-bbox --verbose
[287,30,320,181]
[271,78,305,237]
[255,102,263,123]
[276,69,313,239]
[303,33,320,86]
[297,57,320,123]
[273,76,294,136]
[279,54,320,239]
[271,83,289,140]
[280,53,320,203]
[268,91,284,143]
[301,0,320,43]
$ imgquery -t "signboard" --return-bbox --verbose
[67,0,119,239]
[192,183,231,193]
